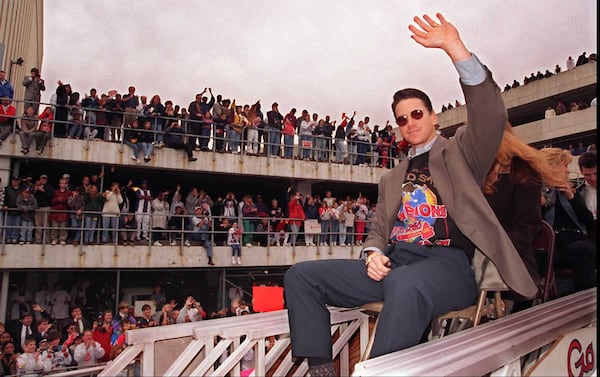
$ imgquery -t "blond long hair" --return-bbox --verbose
[538,147,572,185]
[484,125,565,194]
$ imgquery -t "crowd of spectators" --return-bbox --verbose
[1,71,414,167]
[0,171,377,263]
[0,278,266,375]
[501,51,596,93]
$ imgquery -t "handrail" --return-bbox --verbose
[0,208,373,256]
[2,99,395,169]
[352,288,596,376]
[100,307,370,377]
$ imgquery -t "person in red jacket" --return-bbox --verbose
[287,192,305,246]
[49,178,71,245]
[35,106,54,154]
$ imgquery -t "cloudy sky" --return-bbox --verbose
[41,0,596,127]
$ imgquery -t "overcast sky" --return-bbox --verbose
[41,0,596,127]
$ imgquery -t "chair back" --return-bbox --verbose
[531,220,556,302]
[473,249,508,291]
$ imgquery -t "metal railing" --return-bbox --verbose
[0,99,405,169]
[96,307,369,377]
[0,209,374,257]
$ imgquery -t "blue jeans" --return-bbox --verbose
[320,220,331,244]
[200,127,211,149]
[6,214,21,242]
[228,130,241,152]
[330,220,339,245]
[316,136,328,161]
[284,135,294,158]
[289,223,300,245]
[191,227,213,257]
[71,215,83,243]
[19,219,34,242]
[300,134,313,159]
[335,139,345,162]
[140,142,154,158]
[124,140,139,157]
[152,118,163,143]
[67,123,84,138]
[102,215,119,242]
[268,129,281,156]
[84,215,99,243]
[357,140,368,164]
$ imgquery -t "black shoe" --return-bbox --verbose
[188,157,197,161]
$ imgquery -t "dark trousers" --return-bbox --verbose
[167,142,193,158]
[555,231,596,291]
[284,243,477,359]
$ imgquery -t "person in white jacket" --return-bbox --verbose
[101,182,123,243]
[73,330,105,367]
[16,336,52,376]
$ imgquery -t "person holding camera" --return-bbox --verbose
[22,68,45,115]
[101,182,123,244]
[176,296,204,323]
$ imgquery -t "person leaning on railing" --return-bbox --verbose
[19,105,38,154]
[0,97,16,146]
[35,106,54,154]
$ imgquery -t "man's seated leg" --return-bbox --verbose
[370,245,477,358]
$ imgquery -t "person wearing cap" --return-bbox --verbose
[16,187,38,244]
[3,176,23,244]
[191,204,214,265]
[45,330,73,369]
[61,174,72,190]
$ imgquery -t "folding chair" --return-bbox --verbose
[360,248,508,361]
[532,220,557,303]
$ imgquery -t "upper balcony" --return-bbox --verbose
[437,61,597,146]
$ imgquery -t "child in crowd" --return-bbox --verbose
[228,221,242,265]
[16,336,52,375]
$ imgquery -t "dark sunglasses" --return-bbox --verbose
[395,109,426,127]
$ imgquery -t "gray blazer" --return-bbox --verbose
[363,70,538,299]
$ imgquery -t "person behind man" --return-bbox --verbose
[22,68,45,115]
[577,151,596,231]
[541,148,596,293]
[284,13,537,376]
